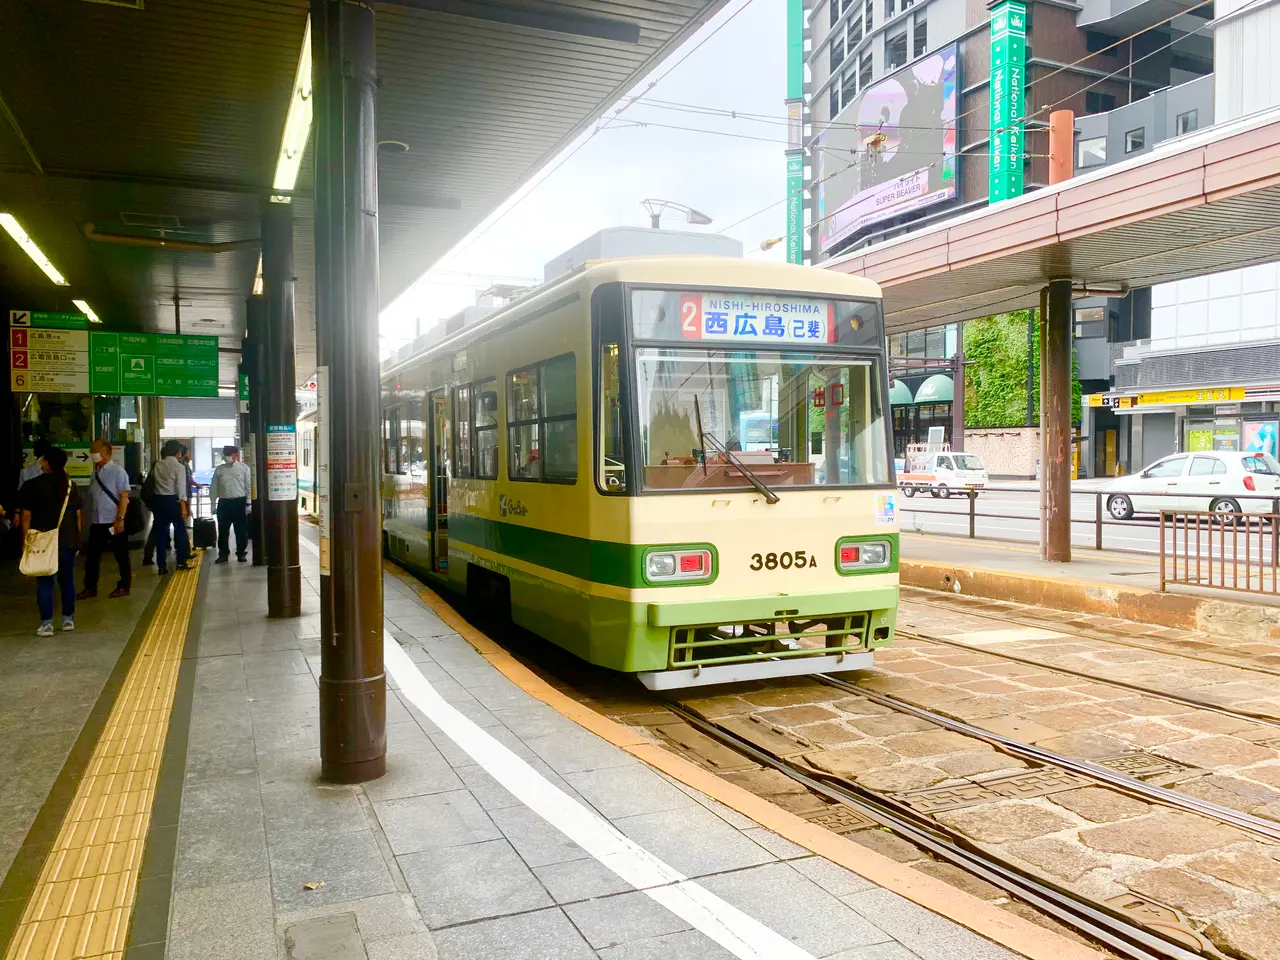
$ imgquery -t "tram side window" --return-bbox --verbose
[507,354,577,483]
[407,400,425,481]
[453,385,472,478]
[473,379,499,480]
[598,342,626,492]
[396,406,412,476]
[382,408,397,474]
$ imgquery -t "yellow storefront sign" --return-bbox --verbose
[1088,387,1244,408]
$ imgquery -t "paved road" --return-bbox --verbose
[896,485,1276,561]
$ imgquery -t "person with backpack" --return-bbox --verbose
[78,439,135,599]
[20,446,84,635]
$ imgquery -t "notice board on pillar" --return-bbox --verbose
[266,424,298,501]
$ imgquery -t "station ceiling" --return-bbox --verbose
[0,0,722,386]
[827,108,1280,332]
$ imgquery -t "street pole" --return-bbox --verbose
[261,201,302,616]
[313,0,387,783]
[1045,279,1073,562]
[951,322,965,452]
[246,296,267,567]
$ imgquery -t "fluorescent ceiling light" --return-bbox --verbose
[253,255,264,295]
[0,213,69,286]
[71,299,102,323]
[272,17,313,200]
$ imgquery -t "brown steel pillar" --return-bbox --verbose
[313,0,386,783]
[262,201,302,616]
[951,322,965,452]
[1044,279,1073,562]
[1048,110,1075,186]
[246,297,268,567]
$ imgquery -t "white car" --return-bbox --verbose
[1105,451,1280,519]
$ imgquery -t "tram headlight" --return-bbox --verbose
[644,547,715,583]
[836,538,893,573]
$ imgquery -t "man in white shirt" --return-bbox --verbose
[211,445,252,564]
[150,439,191,574]
[78,439,133,599]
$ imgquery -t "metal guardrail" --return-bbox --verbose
[1160,509,1280,596]
[896,484,1280,594]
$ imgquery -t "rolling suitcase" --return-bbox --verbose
[193,517,217,550]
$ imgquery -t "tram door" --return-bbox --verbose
[429,390,449,571]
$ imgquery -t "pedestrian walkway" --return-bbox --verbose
[0,533,1099,960]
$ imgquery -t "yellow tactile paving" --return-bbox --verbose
[5,556,201,960]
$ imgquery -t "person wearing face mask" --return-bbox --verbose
[78,439,133,599]
[211,445,251,563]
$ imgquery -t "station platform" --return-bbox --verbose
[900,534,1280,642]
[0,532,1101,960]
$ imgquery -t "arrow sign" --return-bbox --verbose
[76,452,91,462]
[10,310,30,326]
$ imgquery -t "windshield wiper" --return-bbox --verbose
[694,395,780,504]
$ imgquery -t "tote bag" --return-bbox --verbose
[20,489,70,578]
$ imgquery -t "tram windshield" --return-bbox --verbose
[634,348,891,492]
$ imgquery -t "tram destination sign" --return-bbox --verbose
[639,293,836,344]
[8,310,217,397]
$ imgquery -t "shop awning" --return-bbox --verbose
[889,379,913,405]
[914,374,954,404]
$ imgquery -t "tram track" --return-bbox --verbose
[667,700,1227,960]
[812,674,1280,844]
[894,629,1280,729]
[900,590,1280,679]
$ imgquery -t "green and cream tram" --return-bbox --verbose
[381,257,899,688]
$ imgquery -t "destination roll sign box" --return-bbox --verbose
[10,309,218,398]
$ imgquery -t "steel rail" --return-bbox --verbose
[898,629,1280,728]
[901,592,1280,679]
[666,702,1218,960]
[817,676,1280,844]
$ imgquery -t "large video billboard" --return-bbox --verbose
[818,44,958,254]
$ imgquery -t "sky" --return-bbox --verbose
[378,0,789,356]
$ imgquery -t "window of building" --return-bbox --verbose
[473,379,498,479]
[1085,91,1116,114]
[830,85,841,120]
[865,0,873,32]
[913,9,927,58]
[1085,30,1119,55]
[452,384,472,478]
[1076,136,1106,168]
[842,67,857,106]
[885,28,908,70]
[1124,127,1145,153]
[848,12,862,46]
[830,34,845,72]
[507,355,577,483]
[1074,307,1105,339]
[1176,109,1198,135]
[885,0,895,20]
[859,51,873,89]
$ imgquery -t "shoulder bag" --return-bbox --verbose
[20,487,70,578]
[95,470,145,536]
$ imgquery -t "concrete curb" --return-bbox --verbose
[901,560,1280,642]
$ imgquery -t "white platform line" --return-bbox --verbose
[384,634,816,960]
[298,533,320,557]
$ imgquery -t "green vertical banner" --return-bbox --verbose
[786,0,803,99]
[988,0,1027,203]
[785,0,805,263]
[786,152,804,264]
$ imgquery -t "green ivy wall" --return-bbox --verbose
[962,311,1081,429]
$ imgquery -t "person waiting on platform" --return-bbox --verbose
[19,446,84,636]
[150,439,192,573]
[211,445,251,564]
[79,439,133,600]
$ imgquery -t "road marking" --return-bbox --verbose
[383,634,816,960]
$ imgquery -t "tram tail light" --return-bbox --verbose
[837,539,891,573]
[645,548,714,583]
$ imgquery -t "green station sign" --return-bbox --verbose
[89,332,218,397]
[10,310,90,330]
